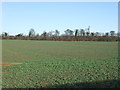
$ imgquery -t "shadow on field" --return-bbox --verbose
[44,79,120,88]
[1,79,120,89]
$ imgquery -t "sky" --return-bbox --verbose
[2,2,118,35]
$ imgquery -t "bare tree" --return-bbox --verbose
[75,29,79,37]
[80,29,85,36]
[54,30,60,36]
[29,28,35,37]
[95,32,99,36]
[15,33,23,37]
[48,31,53,37]
[41,31,47,39]
[65,29,70,36]
[36,33,39,37]
[110,31,115,36]
[64,29,74,36]
[85,26,90,36]
[2,32,8,37]
[91,32,94,36]
[69,30,74,36]
[105,32,109,36]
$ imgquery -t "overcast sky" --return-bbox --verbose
[2,2,118,35]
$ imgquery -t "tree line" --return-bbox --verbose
[1,27,119,41]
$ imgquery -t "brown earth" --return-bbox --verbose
[0,62,23,74]
[0,62,23,66]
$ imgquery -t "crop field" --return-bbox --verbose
[1,40,119,88]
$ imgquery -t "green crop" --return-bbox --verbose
[2,40,119,88]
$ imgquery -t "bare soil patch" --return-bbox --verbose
[0,62,23,66]
[0,72,6,74]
